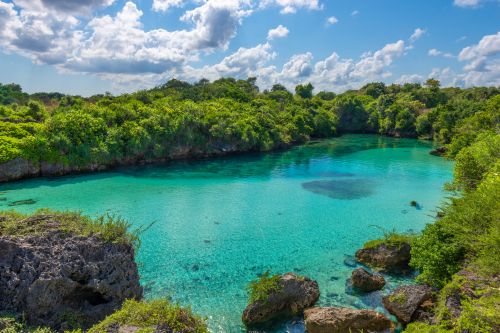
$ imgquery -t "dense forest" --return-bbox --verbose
[0,78,499,332]
[0,78,498,170]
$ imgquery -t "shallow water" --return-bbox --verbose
[1,135,453,332]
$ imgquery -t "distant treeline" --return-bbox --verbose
[0,78,498,167]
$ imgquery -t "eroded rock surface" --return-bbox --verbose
[355,242,411,273]
[0,216,143,330]
[304,307,393,333]
[242,273,319,326]
[351,267,386,292]
[382,285,432,323]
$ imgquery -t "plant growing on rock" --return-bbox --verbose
[246,271,282,303]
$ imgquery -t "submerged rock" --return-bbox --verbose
[301,179,376,200]
[429,146,446,156]
[304,307,393,333]
[355,242,411,273]
[0,215,143,330]
[351,268,386,292]
[382,285,433,324]
[242,273,320,326]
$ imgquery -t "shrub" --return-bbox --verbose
[246,271,282,303]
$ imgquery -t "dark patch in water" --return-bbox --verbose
[214,221,220,225]
[330,276,340,281]
[401,209,408,214]
[293,267,303,272]
[314,171,355,177]
[0,198,7,201]
[204,240,211,244]
[302,179,375,200]
[191,264,200,271]
[8,199,37,206]
[343,255,357,268]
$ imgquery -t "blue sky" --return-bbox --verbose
[0,0,498,96]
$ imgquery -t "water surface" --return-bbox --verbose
[0,135,453,332]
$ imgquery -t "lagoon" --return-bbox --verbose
[0,135,453,332]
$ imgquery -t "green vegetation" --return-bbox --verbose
[0,209,139,247]
[87,299,208,333]
[362,228,416,249]
[0,300,208,333]
[0,79,498,171]
[247,271,282,303]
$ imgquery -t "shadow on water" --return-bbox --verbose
[302,179,377,200]
[0,135,433,191]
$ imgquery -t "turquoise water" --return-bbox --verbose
[0,135,453,332]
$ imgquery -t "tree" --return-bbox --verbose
[295,83,314,99]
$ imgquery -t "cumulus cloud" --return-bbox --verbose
[326,16,338,25]
[39,0,115,15]
[395,74,424,84]
[152,0,185,12]
[454,0,481,7]
[428,48,454,58]
[410,28,426,43]
[457,32,500,86]
[267,24,289,40]
[259,0,323,14]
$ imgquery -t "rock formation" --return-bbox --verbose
[304,307,393,333]
[242,273,319,326]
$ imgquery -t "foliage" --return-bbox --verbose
[362,227,415,249]
[87,299,208,333]
[0,209,140,247]
[246,271,282,303]
[0,80,497,172]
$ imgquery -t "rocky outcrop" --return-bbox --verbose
[355,242,411,273]
[304,307,393,333]
[351,268,386,292]
[242,273,320,326]
[430,146,446,156]
[382,285,433,323]
[0,215,143,330]
[0,157,39,182]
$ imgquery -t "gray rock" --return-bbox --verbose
[382,285,432,323]
[0,216,143,330]
[242,273,319,326]
[355,242,411,273]
[351,268,386,292]
[304,307,393,333]
[0,158,39,182]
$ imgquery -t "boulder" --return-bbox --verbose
[430,146,446,156]
[351,268,386,292]
[0,215,143,330]
[242,273,319,326]
[382,285,432,323]
[355,242,411,273]
[304,307,393,333]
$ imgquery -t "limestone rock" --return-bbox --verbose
[304,307,393,333]
[242,273,319,326]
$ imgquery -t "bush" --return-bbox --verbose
[246,271,282,303]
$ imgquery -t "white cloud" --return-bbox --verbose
[267,24,289,40]
[457,32,500,86]
[351,10,359,16]
[428,48,454,58]
[259,0,323,14]
[454,0,481,7]
[152,0,184,12]
[410,28,426,43]
[395,74,424,84]
[326,16,338,25]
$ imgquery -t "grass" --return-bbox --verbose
[247,271,283,304]
[363,227,416,250]
[0,209,141,247]
[87,299,208,333]
[0,315,56,333]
